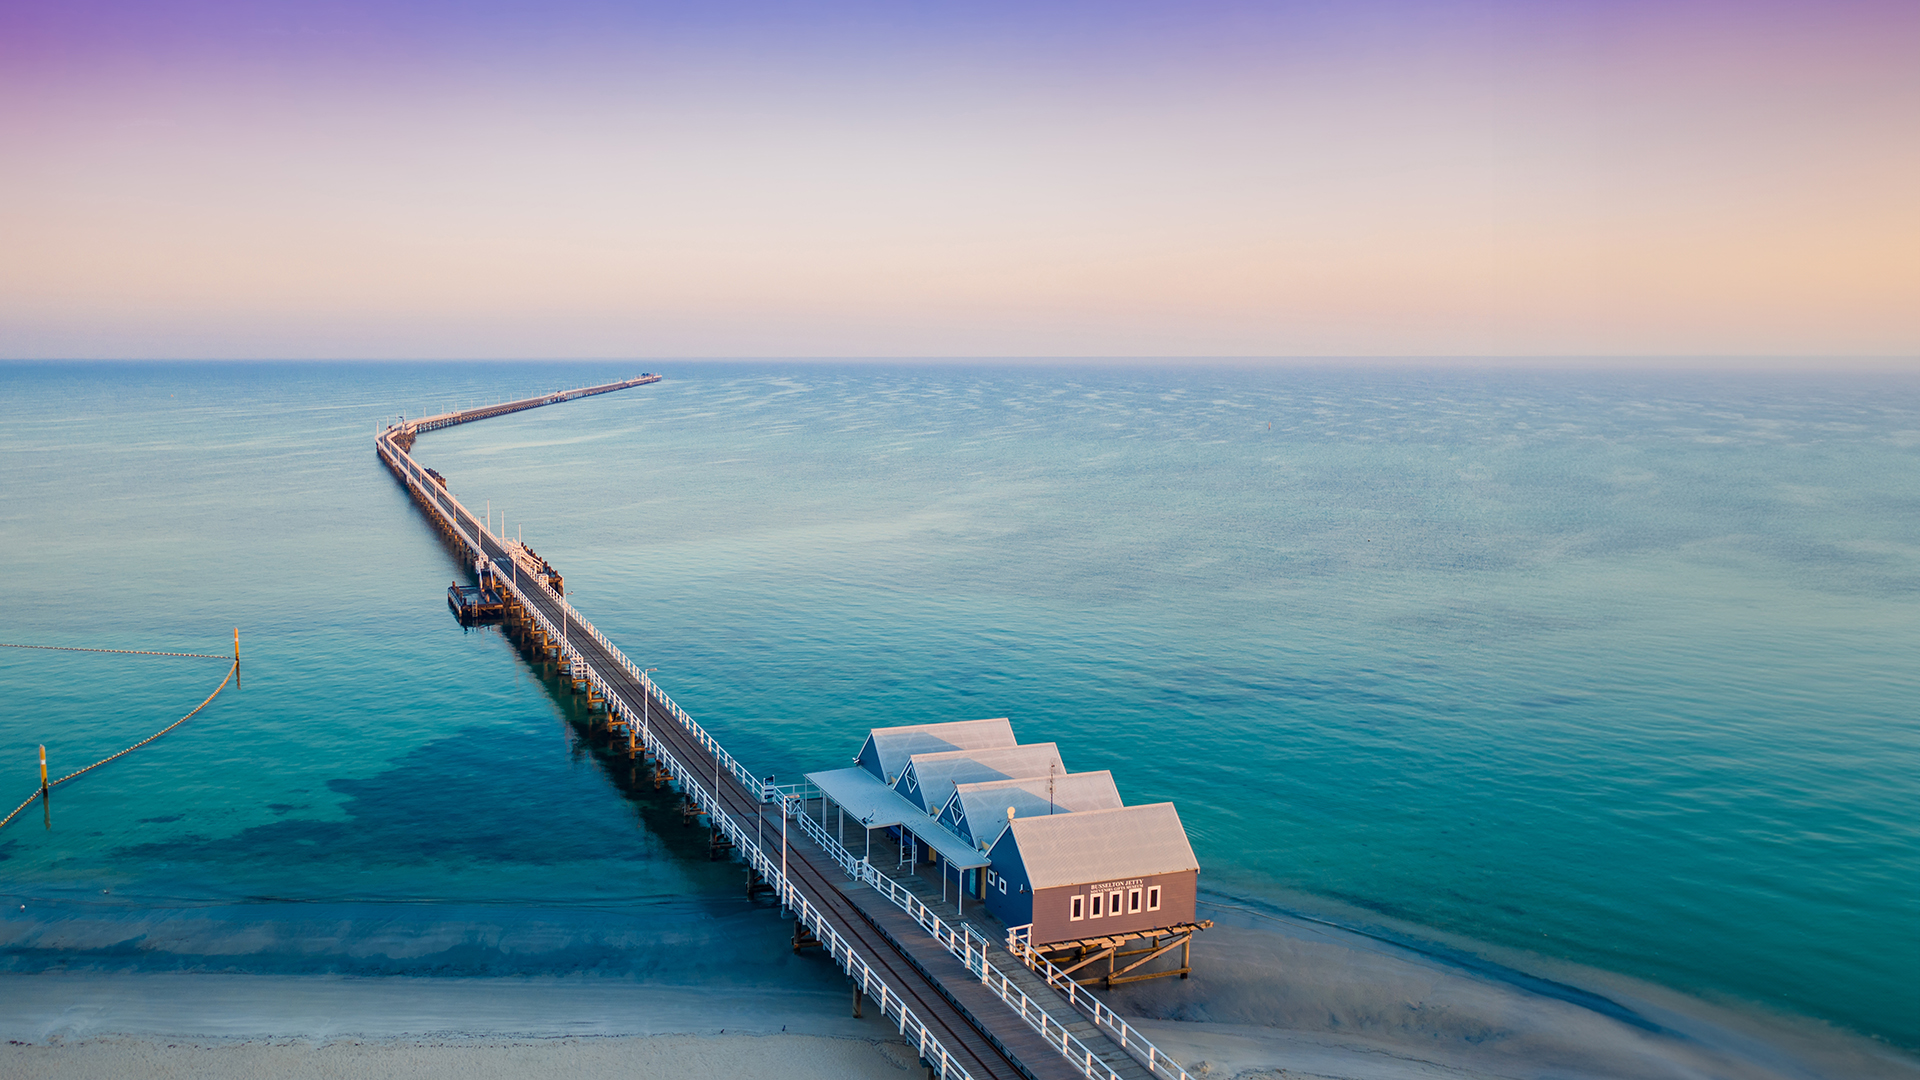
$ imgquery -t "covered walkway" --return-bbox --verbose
[809,766,991,914]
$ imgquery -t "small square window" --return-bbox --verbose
[999,878,1007,895]
[1146,886,1161,911]
[1070,895,1085,920]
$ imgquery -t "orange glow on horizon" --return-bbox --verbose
[2,3,1915,361]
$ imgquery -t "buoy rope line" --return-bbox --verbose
[0,654,238,833]
[0,642,230,660]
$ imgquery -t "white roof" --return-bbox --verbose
[896,743,1063,815]
[805,767,990,869]
[861,718,1015,783]
[946,770,1123,846]
[808,767,924,829]
[1004,803,1198,890]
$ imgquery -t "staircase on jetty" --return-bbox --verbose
[375,377,1200,1080]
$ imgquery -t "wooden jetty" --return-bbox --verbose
[376,377,1203,1080]
[387,374,659,454]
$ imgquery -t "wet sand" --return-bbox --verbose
[0,1033,920,1079]
[0,971,919,1079]
[1111,898,1920,1080]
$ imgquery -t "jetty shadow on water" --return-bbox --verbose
[485,614,761,875]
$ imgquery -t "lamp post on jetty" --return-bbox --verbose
[780,790,791,918]
[758,775,773,871]
[641,668,656,746]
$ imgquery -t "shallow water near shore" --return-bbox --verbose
[1,361,1916,1072]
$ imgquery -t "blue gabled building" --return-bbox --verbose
[934,770,1122,851]
[891,743,1063,816]
[982,803,1199,954]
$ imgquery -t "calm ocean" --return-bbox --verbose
[1,361,1915,1050]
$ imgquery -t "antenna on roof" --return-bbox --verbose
[1049,761,1056,815]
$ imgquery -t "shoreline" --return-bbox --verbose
[5,881,1915,1080]
[1110,898,1920,1080]
[7,880,1920,1080]
[6,909,1918,1080]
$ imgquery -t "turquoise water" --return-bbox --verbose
[1,361,1915,1049]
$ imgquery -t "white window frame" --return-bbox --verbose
[1128,887,1142,914]
[1109,890,1123,918]
[1146,885,1161,912]
[1090,893,1103,918]
[1070,895,1085,921]
[999,877,1007,895]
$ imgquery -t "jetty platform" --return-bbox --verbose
[376,379,1198,1080]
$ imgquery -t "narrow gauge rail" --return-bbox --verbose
[375,381,1199,1080]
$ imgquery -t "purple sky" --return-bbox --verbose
[3,0,1915,360]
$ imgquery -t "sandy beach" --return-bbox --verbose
[0,971,921,1080]
[0,1034,919,1079]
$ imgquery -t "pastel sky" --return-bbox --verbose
[3,0,1916,361]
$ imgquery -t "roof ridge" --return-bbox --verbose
[905,741,1059,765]
[1011,801,1178,824]
[953,768,1113,792]
[865,716,1011,737]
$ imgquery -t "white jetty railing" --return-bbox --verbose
[1002,925,1193,1080]
[379,428,973,1080]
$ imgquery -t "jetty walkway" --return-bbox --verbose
[376,380,1195,1080]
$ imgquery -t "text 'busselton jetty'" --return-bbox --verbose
[376,376,1212,1080]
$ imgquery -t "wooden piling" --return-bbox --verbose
[792,919,820,953]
